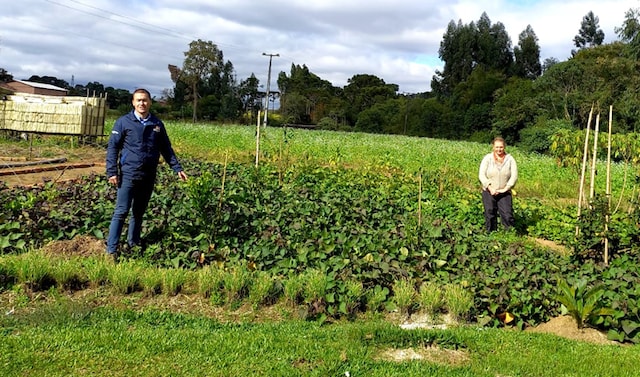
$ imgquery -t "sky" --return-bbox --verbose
[1,0,637,98]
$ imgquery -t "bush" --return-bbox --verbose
[518,119,574,154]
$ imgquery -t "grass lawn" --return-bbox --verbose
[0,289,637,377]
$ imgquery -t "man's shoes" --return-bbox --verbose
[106,251,118,263]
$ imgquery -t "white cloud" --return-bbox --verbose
[0,0,635,97]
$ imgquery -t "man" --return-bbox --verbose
[105,88,187,260]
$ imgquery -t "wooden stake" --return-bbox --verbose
[604,106,613,265]
[576,105,594,236]
[589,113,600,200]
[255,110,261,168]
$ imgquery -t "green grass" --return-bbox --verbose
[160,122,629,204]
[2,122,639,375]
[0,300,637,377]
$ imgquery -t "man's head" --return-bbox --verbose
[132,88,152,118]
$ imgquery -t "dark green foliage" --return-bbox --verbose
[3,158,640,341]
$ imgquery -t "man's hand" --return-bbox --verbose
[108,176,118,186]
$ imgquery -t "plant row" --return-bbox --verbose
[1,159,640,341]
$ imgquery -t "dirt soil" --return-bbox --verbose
[0,143,106,187]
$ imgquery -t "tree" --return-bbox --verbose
[342,74,398,127]
[0,68,13,83]
[513,25,542,79]
[432,13,513,97]
[27,75,69,89]
[277,64,338,124]
[573,11,605,51]
[615,7,640,59]
[173,39,224,122]
[238,73,261,123]
[432,20,477,97]
[542,57,560,73]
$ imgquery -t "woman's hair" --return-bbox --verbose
[492,137,505,146]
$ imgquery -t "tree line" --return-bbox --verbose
[161,7,640,152]
[2,8,640,153]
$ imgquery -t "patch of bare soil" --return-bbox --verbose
[0,143,106,187]
[532,237,570,255]
[40,235,106,258]
[526,315,618,345]
[375,346,470,365]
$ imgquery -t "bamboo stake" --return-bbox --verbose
[589,113,600,200]
[255,110,261,168]
[418,169,423,228]
[576,106,594,236]
[604,106,613,265]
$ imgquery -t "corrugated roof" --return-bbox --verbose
[14,79,67,92]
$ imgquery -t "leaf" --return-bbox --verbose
[92,229,104,239]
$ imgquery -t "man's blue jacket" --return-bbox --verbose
[106,111,183,180]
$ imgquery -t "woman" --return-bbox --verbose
[478,137,518,232]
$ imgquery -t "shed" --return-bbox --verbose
[2,80,68,96]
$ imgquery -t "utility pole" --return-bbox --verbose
[262,52,279,127]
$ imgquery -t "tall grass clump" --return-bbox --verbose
[161,267,190,296]
[302,269,328,304]
[444,283,474,322]
[109,260,143,294]
[14,251,53,291]
[392,278,416,317]
[223,264,251,306]
[343,279,364,317]
[50,257,86,291]
[140,267,163,296]
[82,257,110,288]
[248,270,278,309]
[418,281,444,319]
[283,273,304,307]
[196,265,225,304]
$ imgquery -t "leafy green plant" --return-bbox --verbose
[366,285,389,314]
[556,278,614,329]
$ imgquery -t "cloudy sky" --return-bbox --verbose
[1,0,636,98]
